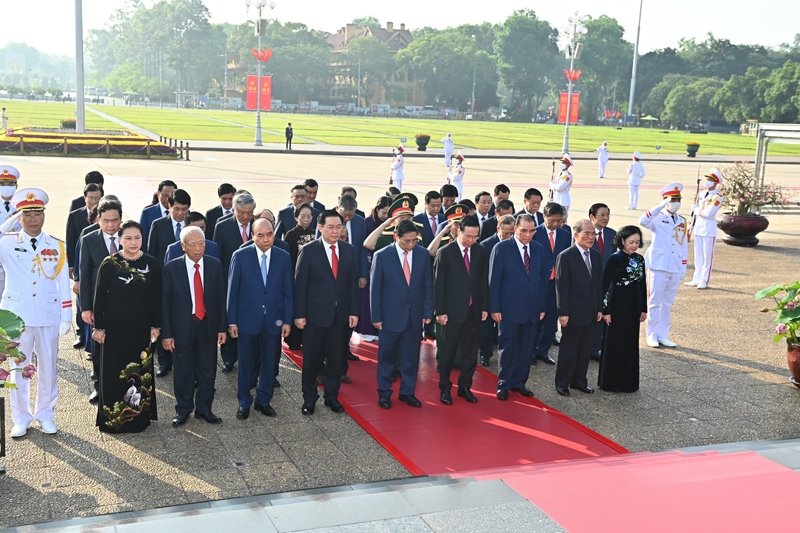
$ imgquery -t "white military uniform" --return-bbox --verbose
[448,153,465,201]
[0,165,21,294]
[627,153,646,209]
[596,143,609,178]
[441,134,454,167]
[551,169,573,212]
[639,184,688,347]
[1,108,7,131]
[688,170,724,288]
[391,147,405,192]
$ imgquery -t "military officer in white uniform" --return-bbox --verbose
[0,165,22,294]
[595,141,609,178]
[686,168,724,289]
[550,154,573,214]
[0,188,72,438]
[448,151,465,201]
[441,133,454,167]
[626,151,646,210]
[639,183,688,348]
[390,144,406,192]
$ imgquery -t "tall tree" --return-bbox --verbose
[642,74,697,118]
[351,16,380,28]
[761,60,800,123]
[633,48,688,111]
[662,77,725,125]
[342,36,394,104]
[712,67,770,123]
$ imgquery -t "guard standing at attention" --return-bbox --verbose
[448,152,465,201]
[595,141,609,178]
[626,151,646,210]
[686,168,724,290]
[390,144,406,192]
[550,154,574,215]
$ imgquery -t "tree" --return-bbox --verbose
[662,77,725,125]
[351,16,380,28]
[343,36,394,105]
[678,34,780,80]
[712,67,770,123]
[633,48,688,111]
[761,60,800,123]
[642,74,697,118]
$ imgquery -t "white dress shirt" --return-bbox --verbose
[513,236,531,263]
[169,216,185,239]
[255,245,271,277]
[395,241,412,271]
[185,256,204,314]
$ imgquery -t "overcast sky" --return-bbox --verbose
[2,0,798,58]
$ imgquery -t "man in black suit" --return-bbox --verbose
[479,198,515,242]
[340,186,365,218]
[213,191,256,372]
[275,185,320,240]
[514,188,545,226]
[294,210,359,415]
[589,203,617,361]
[474,191,493,239]
[554,219,604,397]
[413,191,445,246]
[434,216,489,404]
[161,227,227,426]
[440,184,458,212]
[79,198,122,403]
[204,183,236,239]
[239,208,290,254]
[304,178,325,212]
[69,171,104,212]
[489,183,510,217]
[67,183,102,349]
[478,214,515,366]
[148,189,191,265]
[285,122,293,150]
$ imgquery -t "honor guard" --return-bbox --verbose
[448,152,465,201]
[596,141,609,178]
[0,165,22,293]
[639,183,688,348]
[686,168,724,289]
[626,151,646,210]
[390,144,406,192]
[0,188,72,438]
[550,154,573,214]
[441,133,454,167]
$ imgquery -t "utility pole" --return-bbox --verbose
[74,0,85,133]
[471,66,476,115]
[628,0,644,125]
[357,58,361,109]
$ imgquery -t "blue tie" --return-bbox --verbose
[260,252,268,286]
[175,222,181,241]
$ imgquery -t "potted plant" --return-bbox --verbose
[60,118,76,130]
[755,282,800,387]
[715,162,791,246]
[685,140,700,157]
[1,309,31,474]
[415,133,430,151]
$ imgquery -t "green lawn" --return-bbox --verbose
[6,101,799,156]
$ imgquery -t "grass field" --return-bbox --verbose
[3,100,799,156]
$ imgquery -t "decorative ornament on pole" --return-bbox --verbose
[563,69,582,82]
[250,48,273,63]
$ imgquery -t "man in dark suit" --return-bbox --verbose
[532,202,570,366]
[514,188,545,227]
[139,180,176,253]
[67,183,102,349]
[589,203,617,360]
[439,184,458,212]
[479,198,515,241]
[555,219,604,397]
[294,210,359,415]
[488,183,510,217]
[371,220,434,409]
[474,191,493,239]
[413,191,445,246]
[148,189,191,265]
[79,198,123,403]
[204,183,236,239]
[489,214,548,400]
[238,209,289,254]
[166,212,219,262]
[340,186,365,218]
[68,171,104,212]
[161,227,227,426]
[304,178,325,211]
[434,216,489,404]
[285,122,293,150]
[213,191,256,372]
[275,185,319,241]
[337,194,369,371]
[479,214,515,366]
[228,219,293,420]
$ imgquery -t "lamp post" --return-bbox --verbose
[74,0,86,133]
[628,0,644,125]
[245,0,275,146]
[470,34,476,117]
[561,11,587,154]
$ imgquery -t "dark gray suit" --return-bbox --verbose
[148,216,182,265]
[591,226,617,356]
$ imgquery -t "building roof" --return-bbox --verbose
[327,23,413,54]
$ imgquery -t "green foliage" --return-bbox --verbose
[761,60,800,123]
[662,77,725,125]
[755,281,800,345]
[0,309,25,339]
[351,16,380,28]
[643,74,697,118]
[712,67,770,123]
[343,36,395,104]
[634,48,689,112]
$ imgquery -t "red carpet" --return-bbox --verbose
[283,338,625,476]
[497,450,800,532]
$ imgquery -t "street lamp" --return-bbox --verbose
[245,0,276,146]
[470,35,476,116]
[561,11,588,154]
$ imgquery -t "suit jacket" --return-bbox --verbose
[480,234,501,254]
[227,245,294,336]
[592,226,617,267]
[139,203,168,254]
[294,239,358,328]
[239,237,289,253]
[69,196,85,212]
[161,255,227,344]
[533,224,571,281]
[346,214,370,279]
[213,215,252,274]
[514,209,544,227]
[66,207,93,268]
[79,229,114,310]
[434,241,489,323]
[165,239,219,263]
[489,237,548,324]
[356,209,366,219]
[275,205,320,241]
[413,211,446,246]
[555,245,604,326]
[311,200,326,212]
[204,205,227,240]
[148,216,182,265]
[371,243,434,332]
[479,216,498,242]
[73,223,100,282]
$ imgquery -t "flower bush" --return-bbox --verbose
[717,161,792,216]
[756,281,800,345]
[685,141,700,147]
[415,133,431,140]
[0,309,33,389]
[60,118,77,129]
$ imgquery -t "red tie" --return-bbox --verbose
[431,216,437,236]
[330,244,339,279]
[549,231,555,280]
[241,224,248,243]
[598,230,604,255]
[193,264,205,320]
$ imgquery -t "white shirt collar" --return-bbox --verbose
[255,245,271,263]
[185,255,204,270]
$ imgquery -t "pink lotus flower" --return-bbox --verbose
[739,198,745,202]
[776,324,788,334]
[0,352,6,362]
[0,368,9,381]
[787,302,797,311]
[21,364,36,379]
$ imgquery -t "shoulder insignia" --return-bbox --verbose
[714,200,720,206]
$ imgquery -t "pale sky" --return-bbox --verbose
[2,0,798,58]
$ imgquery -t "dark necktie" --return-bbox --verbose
[584,250,592,276]
[523,244,530,275]
[3,201,9,212]
[464,248,472,305]
[109,237,118,254]
[30,238,37,251]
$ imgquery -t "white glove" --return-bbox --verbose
[59,321,72,336]
[0,210,22,234]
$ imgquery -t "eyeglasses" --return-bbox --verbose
[578,231,596,237]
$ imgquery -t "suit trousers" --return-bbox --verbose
[591,320,605,357]
[75,297,86,343]
[439,311,479,391]
[301,319,345,403]
[497,319,537,390]
[238,317,280,409]
[376,317,423,397]
[479,318,497,360]
[156,342,173,370]
[555,323,595,389]
[173,317,217,416]
[535,282,558,359]
[9,326,58,426]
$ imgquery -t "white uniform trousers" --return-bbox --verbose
[393,177,403,192]
[444,149,452,167]
[628,185,640,209]
[691,235,716,285]
[598,159,608,178]
[0,265,5,296]
[646,269,680,341]
[9,325,59,426]
[453,179,464,201]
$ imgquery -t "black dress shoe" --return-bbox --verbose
[324,399,345,413]
[590,353,602,362]
[301,402,316,415]
[88,390,99,403]
[440,391,453,405]
[496,389,509,401]
[511,387,535,397]
[253,403,277,417]
[222,362,234,373]
[378,395,392,409]
[172,413,189,427]
[571,385,595,394]
[341,375,352,384]
[73,339,85,349]
[90,371,97,381]
[479,357,490,367]
[398,394,422,408]
[556,387,570,396]
[287,344,301,351]
[458,388,478,403]
[346,352,359,361]
[552,338,561,346]
[195,411,222,424]
[156,367,171,378]
[539,355,557,365]
[236,407,250,420]
[530,357,538,366]
[84,352,93,361]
